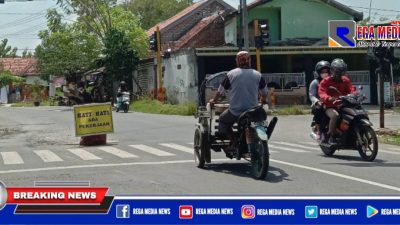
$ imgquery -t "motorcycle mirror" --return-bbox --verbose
[358,85,364,91]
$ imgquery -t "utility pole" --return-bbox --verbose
[368,0,373,24]
[377,65,385,128]
[156,26,164,102]
[254,20,261,72]
[238,1,243,50]
[241,0,249,51]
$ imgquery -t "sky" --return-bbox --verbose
[0,0,399,55]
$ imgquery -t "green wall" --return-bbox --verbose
[247,0,355,42]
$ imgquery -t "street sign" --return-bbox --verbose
[73,103,114,137]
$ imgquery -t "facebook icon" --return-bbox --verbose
[116,205,130,219]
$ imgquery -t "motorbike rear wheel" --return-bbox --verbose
[124,104,129,113]
[358,126,378,161]
[251,140,269,180]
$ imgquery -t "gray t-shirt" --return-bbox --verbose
[309,79,320,105]
[218,68,267,116]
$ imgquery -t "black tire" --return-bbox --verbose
[320,145,336,156]
[358,126,378,161]
[251,140,269,180]
[124,104,129,113]
[194,128,207,168]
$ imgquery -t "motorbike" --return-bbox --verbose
[310,86,378,161]
[115,92,130,113]
[195,103,278,179]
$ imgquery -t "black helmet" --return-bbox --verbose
[120,81,126,85]
[314,60,330,79]
[331,58,347,78]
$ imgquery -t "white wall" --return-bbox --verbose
[224,18,237,46]
[163,49,198,104]
[25,76,48,86]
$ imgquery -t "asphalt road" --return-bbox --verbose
[0,106,399,195]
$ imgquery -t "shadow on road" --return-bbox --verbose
[205,162,290,182]
[320,155,400,167]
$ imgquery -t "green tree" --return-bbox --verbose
[0,70,24,88]
[110,6,148,58]
[56,1,148,58]
[57,0,116,40]
[0,39,18,58]
[127,0,193,30]
[35,9,102,81]
[21,48,33,58]
[99,28,139,95]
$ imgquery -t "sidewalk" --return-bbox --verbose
[363,105,396,115]
[0,104,12,107]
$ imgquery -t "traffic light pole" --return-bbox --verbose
[241,0,249,51]
[253,20,261,72]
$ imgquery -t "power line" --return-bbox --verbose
[349,5,400,13]
[7,23,47,35]
[0,4,58,29]
[0,12,46,15]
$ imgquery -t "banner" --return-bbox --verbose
[73,103,114,136]
[1,195,400,224]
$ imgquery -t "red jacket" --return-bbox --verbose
[318,75,355,108]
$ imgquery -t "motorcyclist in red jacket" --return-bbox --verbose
[318,58,356,145]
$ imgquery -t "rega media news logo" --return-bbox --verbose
[329,20,400,48]
[329,20,356,48]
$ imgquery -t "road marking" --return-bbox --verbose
[67,149,101,160]
[0,159,230,174]
[1,157,400,193]
[159,143,193,154]
[270,159,400,193]
[388,147,399,151]
[1,152,24,165]
[34,150,63,162]
[97,147,138,158]
[129,145,175,156]
[187,142,194,145]
[380,150,400,155]
[300,141,319,146]
[268,144,310,153]
[272,141,320,151]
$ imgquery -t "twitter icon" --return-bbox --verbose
[305,206,318,219]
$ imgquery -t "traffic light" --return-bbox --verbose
[255,23,269,48]
[149,32,157,51]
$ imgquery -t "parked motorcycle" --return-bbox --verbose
[115,92,130,113]
[311,86,378,161]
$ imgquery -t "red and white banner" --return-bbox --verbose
[7,187,108,205]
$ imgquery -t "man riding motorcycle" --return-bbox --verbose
[116,81,129,111]
[318,58,355,145]
[209,51,268,151]
[117,81,128,96]
[309,60,331,139]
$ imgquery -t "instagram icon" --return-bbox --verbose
[241,205,256,219]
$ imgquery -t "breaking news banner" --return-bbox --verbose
[0,181,400,224]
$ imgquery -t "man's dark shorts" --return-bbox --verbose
[219,109,238,135]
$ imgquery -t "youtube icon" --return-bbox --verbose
[179,205,193,219]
